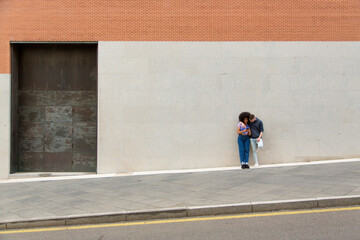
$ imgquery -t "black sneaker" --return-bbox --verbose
[241,165,246,169]
[246,164,250,169]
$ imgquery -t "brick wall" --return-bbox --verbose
[1,0,360,73]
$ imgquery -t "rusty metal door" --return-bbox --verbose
[14,43,97,172]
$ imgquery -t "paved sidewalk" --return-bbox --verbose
[1,161,360,225]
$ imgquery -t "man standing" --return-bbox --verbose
[249,114,264,167]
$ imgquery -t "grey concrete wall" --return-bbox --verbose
[0,74,10,179]
[96,42,360,173]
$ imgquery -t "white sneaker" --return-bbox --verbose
[254,163,259,167]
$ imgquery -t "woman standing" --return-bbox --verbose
[237,112,251,169]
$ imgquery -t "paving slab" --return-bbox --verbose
[1,161,360,229]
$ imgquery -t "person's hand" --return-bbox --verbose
[257,138,261,142]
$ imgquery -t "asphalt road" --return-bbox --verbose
[1,207,360,240]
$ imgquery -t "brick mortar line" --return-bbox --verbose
[2,195,360,230]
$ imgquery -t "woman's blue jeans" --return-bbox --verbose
[238,135,250,165]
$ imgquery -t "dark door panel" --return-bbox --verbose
[13,43,97,172]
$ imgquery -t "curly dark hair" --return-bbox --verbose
[239,112,250,123]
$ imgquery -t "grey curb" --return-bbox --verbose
[0,223,6,230]
[2,195,360,230]
[126,207,187,221]
[187,203,252,216]
[6,219,66,230]
[65,213,127,226]
[251,198,318,212]
[316,195,360,208]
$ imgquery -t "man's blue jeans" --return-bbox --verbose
[238,135,250,165]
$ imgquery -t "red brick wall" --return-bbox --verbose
[1,0,359,73]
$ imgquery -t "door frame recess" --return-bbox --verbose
[10,42,98,174]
